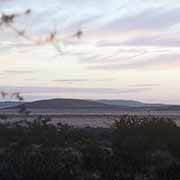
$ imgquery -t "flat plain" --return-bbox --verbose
[1,108,180,128]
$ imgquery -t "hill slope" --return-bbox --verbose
[20,98,112,109]
[0,101,22,109]
[97,100,167,108]
[5,98,180,111]
[97,100,145,107]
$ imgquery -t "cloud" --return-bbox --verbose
[0,0,180,104]
[65,15,102,32]
[122,33,180,47]
[88,53,180,70]
[102,7,180,32]
[54,79,89,83]
[78,46,177,67]
[131,84,160,88]
[3,70,34,75]
[78,46,150,65]
[96,37,180,47]
[53,78,113,83]
[91,7,180,48]
[0,86,151,96]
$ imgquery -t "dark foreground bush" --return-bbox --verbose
[0,115,180,180]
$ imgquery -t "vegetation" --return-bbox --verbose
[0,6,180,180]
[0,114,179,180]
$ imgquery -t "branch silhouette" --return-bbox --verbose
[0,9,83,54]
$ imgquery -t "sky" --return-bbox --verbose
[0,0,180,103]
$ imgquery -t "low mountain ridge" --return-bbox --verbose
[97,100,145,107]
[0,101,22,109]
[97,99,167,107]
[17,98,111,109]
[2,98,180,111]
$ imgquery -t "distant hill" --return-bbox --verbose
[97,99,167,108]
[153,105,180,111]
[97,100,145,107]
[17,98,111,110]
[0,101,22,109]
[3,98,180,112]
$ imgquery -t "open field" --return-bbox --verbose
[1,109,180,128]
